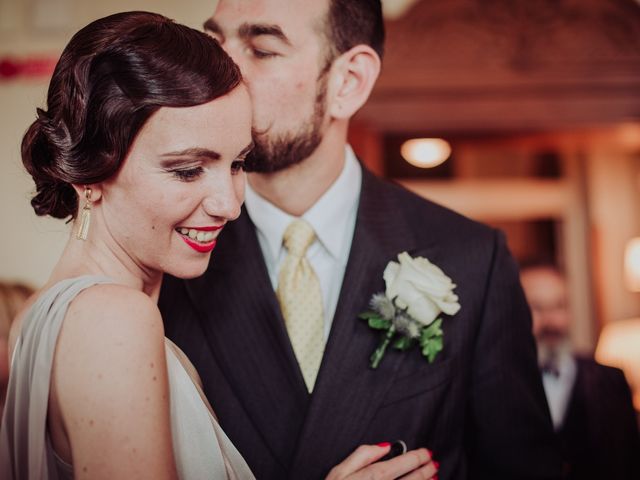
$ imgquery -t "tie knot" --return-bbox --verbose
[283,219,316,257]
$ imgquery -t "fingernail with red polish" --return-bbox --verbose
[434,461,440,469]
[376,442,391,447]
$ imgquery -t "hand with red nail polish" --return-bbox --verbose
[325,444,438,480]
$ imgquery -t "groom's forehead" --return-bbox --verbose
[209,0,329,36]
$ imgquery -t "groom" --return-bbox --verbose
[159,1,562,478]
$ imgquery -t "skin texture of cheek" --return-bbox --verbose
[175,191,190,203]
[143,212,164,240]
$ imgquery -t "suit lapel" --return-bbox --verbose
[290,171,429,478]
[185,210,309,469]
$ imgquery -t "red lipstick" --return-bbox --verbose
[176,225,224,253]
[186,225,224,231]
[180,235,217,253]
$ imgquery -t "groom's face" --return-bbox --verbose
[205,0,332,173]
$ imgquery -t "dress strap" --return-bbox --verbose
[164,338,218,420]
[163,338,255,480]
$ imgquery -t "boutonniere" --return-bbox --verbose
[359,252,461,369]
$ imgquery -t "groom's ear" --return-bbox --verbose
[326,45,381,120]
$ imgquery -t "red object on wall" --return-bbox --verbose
[0,56,58,81]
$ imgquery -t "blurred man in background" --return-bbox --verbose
[520,261,640,480]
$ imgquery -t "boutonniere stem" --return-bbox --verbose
[370,324,396,369]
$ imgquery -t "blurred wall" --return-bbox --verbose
[0,0,217,286]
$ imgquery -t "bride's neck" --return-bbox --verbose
[48,231,163,300]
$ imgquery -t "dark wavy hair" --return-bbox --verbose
[22,11,242,219]
[325,0,385,61]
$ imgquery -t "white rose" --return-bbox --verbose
[383,252,461,326]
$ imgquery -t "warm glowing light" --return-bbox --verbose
[382,0,421,19]
[595,318,640,411]
[624,238,640,292]
[400,138,451,169]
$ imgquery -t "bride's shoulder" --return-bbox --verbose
[52,282,169,412]
[61,283,165,359]
[69,283,162,327]
[50,282,175,474]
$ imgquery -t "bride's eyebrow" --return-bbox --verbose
[159,148,221,167]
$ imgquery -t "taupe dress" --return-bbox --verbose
[0,276,255,480]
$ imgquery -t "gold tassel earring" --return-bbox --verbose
[76,187,92,240]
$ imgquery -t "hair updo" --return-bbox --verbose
[22,11,242,219]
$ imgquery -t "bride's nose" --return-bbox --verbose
[201,176,243,221]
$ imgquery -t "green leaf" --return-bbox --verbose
[359,311,381,320]
[368,317,391,330]
[392,336,416,351]
[420,319,443,363]
[421,336,443,363]
[421,318,443,341]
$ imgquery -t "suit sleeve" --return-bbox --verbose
[606,368,640,478]
[465,230,563,479]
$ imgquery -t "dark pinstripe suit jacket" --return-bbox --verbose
[558,357,640,480]
[159,168,563,480]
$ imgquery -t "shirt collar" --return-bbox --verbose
[541,348,577,381]
[244,145,361,261]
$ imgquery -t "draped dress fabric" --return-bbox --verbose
[0,275,255,480]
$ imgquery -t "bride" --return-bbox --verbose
[0,11,436,480]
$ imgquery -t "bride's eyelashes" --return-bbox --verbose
[170,166,205,182]
[168,159,245,182]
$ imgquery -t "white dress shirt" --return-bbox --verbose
[541,350,577,430]
[244,146,362,341]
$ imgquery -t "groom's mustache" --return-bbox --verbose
[536,326,568,343]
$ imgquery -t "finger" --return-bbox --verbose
[326,444,391,480]
[399,458,438,480]
[373,448,432,479]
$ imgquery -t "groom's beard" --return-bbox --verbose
[536,331,571,369]
[244,73,328,174]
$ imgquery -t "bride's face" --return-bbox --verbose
[98,85,253,279]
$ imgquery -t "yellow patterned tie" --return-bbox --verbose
[277,219,325,392]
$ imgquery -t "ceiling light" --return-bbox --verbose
[400,138,452,169]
